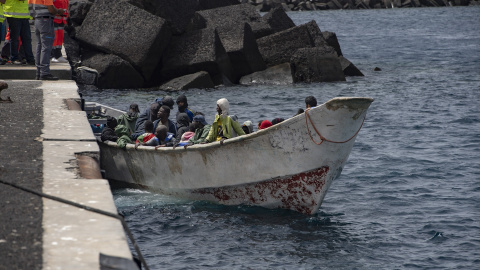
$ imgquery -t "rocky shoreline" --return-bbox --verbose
[248,0,480,11]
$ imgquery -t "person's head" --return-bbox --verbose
[157,105,171,120]
[149,103,161,121]
[305,96,317,109]
[129,103,139,114]
[271,118,284,125]
[106,116,117,129]
[259,120,273,130]
[156,96,174,110]
[154,125,168,141]
[176,112,190,127]
[176,94,188,111]
[216,98,229,116]
[242,120,253,134]
[144,120,154,133]
[188,122,196,132]
[193,114,208,129]
[296,108,304,116]
[257,120,263,130]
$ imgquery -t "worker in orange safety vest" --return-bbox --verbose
[51,0,68,63]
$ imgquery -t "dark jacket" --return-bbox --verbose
[175,113,190,141]
[101,127,118,142]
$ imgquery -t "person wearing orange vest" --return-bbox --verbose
[28,0,64,80]
[51,0,67,63]
[3,0,35,65]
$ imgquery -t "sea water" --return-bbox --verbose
[80,6,480,269]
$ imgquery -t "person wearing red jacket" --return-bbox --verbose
[51,0,68,63]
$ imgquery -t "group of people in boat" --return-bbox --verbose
[99,94,318,149]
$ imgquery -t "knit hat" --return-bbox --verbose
[259,120,272,130]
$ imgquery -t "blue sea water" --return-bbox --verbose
[80,7,480,270]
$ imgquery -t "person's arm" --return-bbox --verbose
[47,5,65,16]
[232,120,246,136]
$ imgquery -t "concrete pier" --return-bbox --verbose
[0,80,134,269]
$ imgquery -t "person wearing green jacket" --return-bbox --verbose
[205,98,245,145]
[3,0,35,64]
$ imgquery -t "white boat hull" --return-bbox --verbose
[99,97,373,214]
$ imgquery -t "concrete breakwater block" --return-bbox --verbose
[239,62,294,85]
[217,23,266,81]
[188,3,273,39]
[76,0,171,81]
[159,71,215,91]
[262,7,296,34]
[160,28,234,86]
[257,22,314,67]
[290,48,346,83]
[132,0,199,35]
[81,53,145,89]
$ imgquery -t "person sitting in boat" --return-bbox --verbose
[305,96,318,109]
[175,112,191,142]
[295,108,304,116]
[135,120,159,149]
[271,118,284,125]
[153,105,177,137]
[183,114,211,148]
[180,123,196,142]
[131,103,161,140]
[101,116,119,142]
[176,94,196,122]
[259,120,273,130]
[117,103,140,136]
[204,98,245,145]
[155,96,174,110]
[154,125,177,149]
[242,120,253,134]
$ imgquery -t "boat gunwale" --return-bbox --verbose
[99,96,374,152]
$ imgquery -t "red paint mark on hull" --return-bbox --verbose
[192,167,330,214]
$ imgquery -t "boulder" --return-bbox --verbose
[339,56,364,76]
[160,28,234,86]
[81,53,145,89]
[256,22,314,67]
[76,0,171,81]
[217,23,266,81]
[290,48,346,83]
[322,31,343,56]
[261,6,296,34]
[158,71,215,90]
[188,3,273,39]
[239,62,293,85]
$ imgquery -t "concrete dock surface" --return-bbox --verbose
[0,80,135,269]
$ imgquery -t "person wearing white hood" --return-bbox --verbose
[205,98,245,145]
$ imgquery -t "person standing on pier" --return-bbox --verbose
[28,0,64,80]
[3,0,35,65]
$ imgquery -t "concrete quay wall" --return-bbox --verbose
[0,80,133,269]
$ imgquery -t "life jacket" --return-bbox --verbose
[4,0,31,19]
[53,0,68,24]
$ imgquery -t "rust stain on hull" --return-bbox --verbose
[192,167,330,215]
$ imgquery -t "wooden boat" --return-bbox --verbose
[92,97,373,214]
